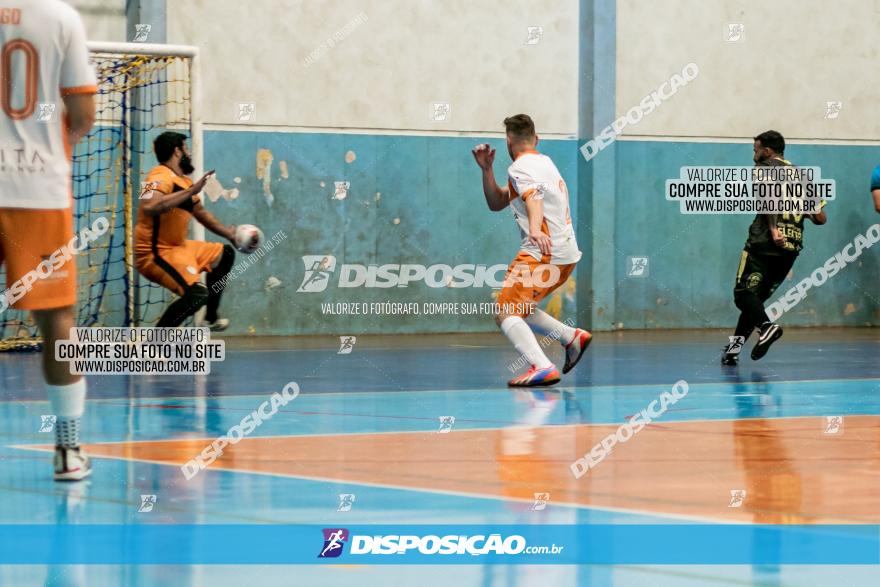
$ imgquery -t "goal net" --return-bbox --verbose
[0,42,201,351]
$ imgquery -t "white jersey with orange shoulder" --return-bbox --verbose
[0,0,97,209]
[507,151,581,264]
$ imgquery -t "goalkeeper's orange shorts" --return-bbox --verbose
[136,240,224,296]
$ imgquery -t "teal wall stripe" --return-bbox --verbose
[578,0,617,330]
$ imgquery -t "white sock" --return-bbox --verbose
[500,316,553,369]
[525,309,577,346]
[47,379,87,448]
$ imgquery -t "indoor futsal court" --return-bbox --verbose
[1,1,879,586]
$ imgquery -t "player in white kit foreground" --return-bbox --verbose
[472,114,591,386]
[0,0,97,480]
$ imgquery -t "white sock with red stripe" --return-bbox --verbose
[500,316,553,369]
[525,309,577,346]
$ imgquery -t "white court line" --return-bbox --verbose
[3,376,877,404]
[10,412,874,525]
[7,444,760,526]
[9,413,866,448]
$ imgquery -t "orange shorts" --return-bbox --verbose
[496,251,576,317]
[136,240,224,296]
[0,208,77,311]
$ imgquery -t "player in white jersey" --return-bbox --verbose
[0,0,97,480]
[472,114,592,386]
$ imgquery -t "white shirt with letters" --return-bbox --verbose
[507,151,581,264]
[0,0,97,209]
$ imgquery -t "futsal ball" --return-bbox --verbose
[234,224,263,254]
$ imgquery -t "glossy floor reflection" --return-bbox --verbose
[1,329,878,586]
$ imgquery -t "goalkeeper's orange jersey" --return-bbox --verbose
[134,165,199,255]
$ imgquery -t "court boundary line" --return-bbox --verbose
[3,376,878,404]
[10,414,878,525]
[8,413,877,446]
[8,443,761,526]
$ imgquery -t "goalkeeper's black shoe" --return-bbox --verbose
[751,323,783,361]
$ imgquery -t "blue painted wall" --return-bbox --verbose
[611,140,880,329]
[203,131,579,335]
[202,131,879,335]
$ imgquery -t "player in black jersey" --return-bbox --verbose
[722,131,827,365]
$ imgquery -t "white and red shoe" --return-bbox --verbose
[563,328,592,374]
[508,365,561,387]
[54,447,92,482]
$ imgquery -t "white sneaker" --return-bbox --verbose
[562,328,593,374]
[201,318,230,332]
[54,447,92,482]
[722,335,745,365]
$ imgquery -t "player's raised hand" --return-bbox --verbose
[471,144,496,171]
[529,231,552,255]
[193,170,215,193]
[770,227,786,248]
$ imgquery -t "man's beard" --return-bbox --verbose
[180,154,195,175]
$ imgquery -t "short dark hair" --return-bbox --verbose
[754,130,784,154]
[153,131,188,163]
[503,114,536,141]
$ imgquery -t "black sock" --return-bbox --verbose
[157,284,208,327]
[205,245,235,323]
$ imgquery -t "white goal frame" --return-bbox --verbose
[87,41,205,244]
[87,42,206,324]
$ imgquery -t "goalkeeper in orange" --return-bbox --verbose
[135,132,237,330]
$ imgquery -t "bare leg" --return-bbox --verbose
[32,306,79,385]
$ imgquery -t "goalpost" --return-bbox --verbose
[0,42,204,351]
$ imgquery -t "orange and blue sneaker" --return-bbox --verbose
[508,365,561,387]
[562,328,592,374]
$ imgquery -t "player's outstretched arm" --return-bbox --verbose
[471,144,510,211]
[192,204,236,242]
[141,171,213,216]
[524,196,551,255]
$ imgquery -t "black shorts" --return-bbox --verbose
[733,249,797,301]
